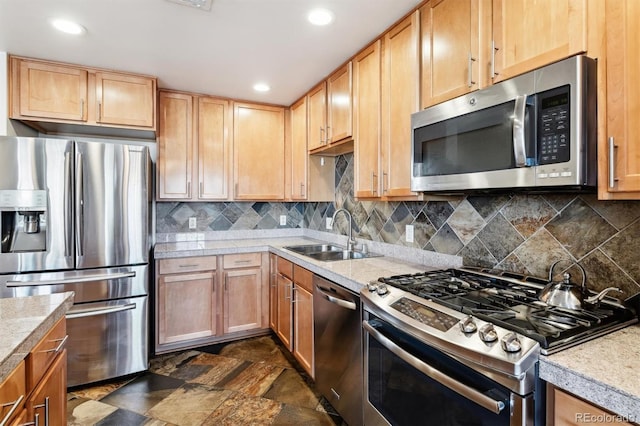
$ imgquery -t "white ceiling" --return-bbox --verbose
[0,0,423,106]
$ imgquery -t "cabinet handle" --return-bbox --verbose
[178,264,199,268]
[187,182,191,198]
[97,101,102,121]
[284,283,292,300]
[491,41,499,78]
[467,52,476,87]
[224,273,228,291]
[609,136,618,188]
[371,171,377,194]
[326,126,331,144]
[233,260,252,264]
[0,394,24,425]
[41,335,68,354]
[199,182,204,197]
[33,396,49,426]
[80,99,85,118]
[291,286,297,303]
[22,413,40,426]
[320,127,325,145]
[382,172,388,193]
[300,182,305,197]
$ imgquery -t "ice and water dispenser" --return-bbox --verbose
[0,190,47,253]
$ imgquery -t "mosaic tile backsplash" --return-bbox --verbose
[156,153,640,297]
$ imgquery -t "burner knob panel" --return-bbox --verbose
[478,323,498,343]
[376,284,389,296]
[500,332,522,353]
[460,316,477,333]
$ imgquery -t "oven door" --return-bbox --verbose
[363,313,534,426]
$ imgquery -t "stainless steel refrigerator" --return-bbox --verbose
[0,136,150,387]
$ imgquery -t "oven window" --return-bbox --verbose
[366,317,512,426]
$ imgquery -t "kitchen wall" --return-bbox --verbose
[156,153,640,298]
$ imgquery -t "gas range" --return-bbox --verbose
[363,267,638,358]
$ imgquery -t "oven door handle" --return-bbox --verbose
[66,302,136,319]
[363,320,506,415]
[315,285,357,310]
[513,94,528,167]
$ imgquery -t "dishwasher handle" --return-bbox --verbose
[315,284,357,310]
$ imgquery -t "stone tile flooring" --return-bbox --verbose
[67,335,344,425]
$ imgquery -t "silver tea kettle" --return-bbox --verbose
[539,260,622,310]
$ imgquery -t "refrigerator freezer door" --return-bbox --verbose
[0,137,74,273]
[75,141,149,269]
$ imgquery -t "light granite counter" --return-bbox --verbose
[0,291,74,383]
[539,324,640,422]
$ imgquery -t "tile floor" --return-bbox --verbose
[67,335,344,425]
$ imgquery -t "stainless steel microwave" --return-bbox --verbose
[411,55,597,192]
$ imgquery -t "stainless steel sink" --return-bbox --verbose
[284,244,381,261]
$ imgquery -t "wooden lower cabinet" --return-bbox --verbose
[155,253,269,354]
[548,385,634,426]
[271,256,315,377]
[0,361,25,425]
[269,254,278,330]
[27,350,67,426]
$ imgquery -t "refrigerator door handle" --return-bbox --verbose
[66,302,136,319]
[76,151,84,257]
[64,151,73,258]
[6,271,136,287]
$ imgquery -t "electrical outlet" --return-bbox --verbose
[189,217,197,229]
[405,224,414,243]
[326,217,333,230]
[320,157,325,166]
[279,215,287,226]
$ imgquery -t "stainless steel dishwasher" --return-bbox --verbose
[313,275,363,426]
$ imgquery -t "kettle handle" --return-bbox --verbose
[548,260,587,293]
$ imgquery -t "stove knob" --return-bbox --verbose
[367,281,379,292]
[377,284,389,296]
[500,332,522,353]
[459,316,477,334]
[478,323,498,343]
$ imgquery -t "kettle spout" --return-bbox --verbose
[584,287,623,307]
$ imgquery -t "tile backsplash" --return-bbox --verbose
[156,153,640,297]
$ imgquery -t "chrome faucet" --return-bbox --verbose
[332,208,356,251]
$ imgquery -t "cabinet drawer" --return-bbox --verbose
[26,317,66,392]
[223,253,262,269]
[277,257,293,279]
[0,361,25,425]
[159,256,217,274]
[293,265,313,293]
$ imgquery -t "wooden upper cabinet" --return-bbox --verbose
[95,72,155,128]
[198,97,230,200]
[9,56,156,131]
[290,97,308,200]
[233,102,285,200]
[326,62,353,144]
[602,0,640,198]
[491,0,587,83]
[421,0,483,108]
[381,10,422,200]
[353,40,382,199]
[158,91,193,200]
[15,60,88,121]
[307,82,327,151]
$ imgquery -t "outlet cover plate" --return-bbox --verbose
[405,224,414,243]
[280,215,287,226]
[189,217,197,229]
[326,217,333,230]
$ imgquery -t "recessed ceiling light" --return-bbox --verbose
[253,83,271,93]
[51,19,86,35]
[308,8,334,26]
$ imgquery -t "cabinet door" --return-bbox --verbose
[551,387,634,426]
[290,97,308,200]
[158,91,193,200]
[157,272,217,344]
[95,72,155,128]
[307,82,327,151]
[224,268,264,333]
[491,0,586,83]
[604,0,640,196]
[233,103,285,200]
[269,254,278,330]
[293,285,314,378]
[27,350,66,426]
[276,272,293,351]
[421,0,481,108]
[353,40,382,199]
[0,361,25,425]
[198,97,230,200]
[381,11,422,198]
[327,62,353,143]
[15,59,87,121]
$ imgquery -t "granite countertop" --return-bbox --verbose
[540,324,640,422]
[0,292,74,383]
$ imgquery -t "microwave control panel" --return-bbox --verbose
[538,86,571,165]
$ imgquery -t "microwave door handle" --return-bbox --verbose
[513,95,527,167]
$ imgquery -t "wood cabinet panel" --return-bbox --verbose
[293,284,314,378]
[290,97,308,200]
[95,72,155,128]
[353,40,382,198]
[26,350,66,426]
[269,254,278,330]
[223,253,262,269]
[602,0,640,197]
[0,361,25,425]
[158,272,217,344]
[158,255,217,275]
[198,97,230,199]
[224,267,264,333]
[276,272,293,351]
[491,0,586,83]
[26,317,66,392]
[158,91,193,200]
[550,387,633,426]
[307,82,327,151]
[327,62,353,143]
[233,102,285,200]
